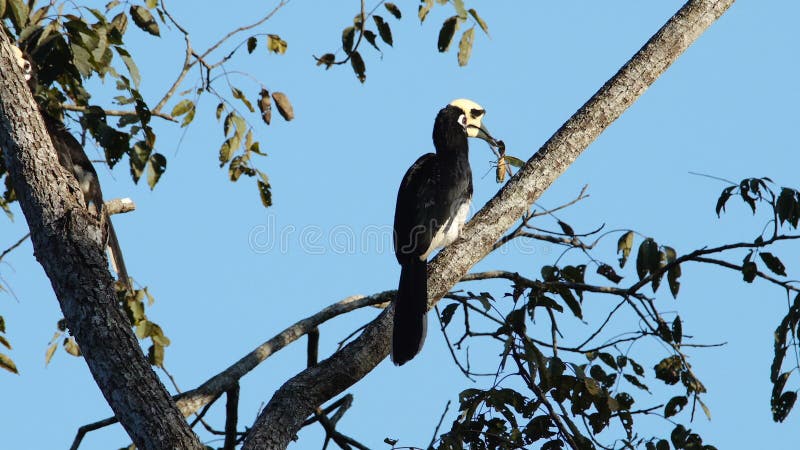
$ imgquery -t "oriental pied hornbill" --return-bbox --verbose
[10,44,132,293]
[392,99,498,365]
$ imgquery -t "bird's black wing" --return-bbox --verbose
[393,153,440,264]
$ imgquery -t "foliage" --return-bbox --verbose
[1,1,798,450]
[426,177,800,449]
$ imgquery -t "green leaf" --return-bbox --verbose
[772,391,797,422]
[0,315,5,333]
[0,352,18,374]
[114,46,141,89]
[0,335,9,350]
[342,26,355,54]
[0,0,6,18]
[170,99,194,117]
[267,34,287,54]
[146,0,158,8]
[440,303,458,328]
[257,179,272,207]
[438,16,459,52]
[247,36,257,53]
[598,352,617,370]
[665,246,681,298]
[623,373,650,392]
[636,238,658,280]
[664,396,688,418]
[130,5,160,36]
[147,153,167,189]
[469,8,489,35]
[350,50,366,83]
[231,87,255,112]
[558,288,582,319]
[742,261,757,283]
[596,264,622,283]
[760,252,787,276]
[418,0,433,22]
[457,27,474,66]
[715,186,735,216]
[363,30,380,51]
[452,0,467,19]
[654,355,682,385]
[384,3,401,19]
[8,0,30,29]
[617,231,634,268]
[373,15,393,47]
[672,316,683,345]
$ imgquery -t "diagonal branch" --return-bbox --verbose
[242,1,736,448]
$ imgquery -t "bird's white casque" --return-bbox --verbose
[449,98,487,138]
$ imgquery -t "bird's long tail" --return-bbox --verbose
[106,220,132,294]
[392,259,428,365]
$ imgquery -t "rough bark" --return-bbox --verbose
[0,32,203,450]
[242,0,735,448]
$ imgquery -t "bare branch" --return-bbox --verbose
[241,2,736,447]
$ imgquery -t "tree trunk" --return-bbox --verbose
[241,0,735,448]
[0,30,203,450]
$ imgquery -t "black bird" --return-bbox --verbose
[11,45,132,293]
[392,99,498,365]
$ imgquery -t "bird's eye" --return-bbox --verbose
[458,114,467,129]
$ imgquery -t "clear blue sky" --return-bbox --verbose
[2,1,799,448]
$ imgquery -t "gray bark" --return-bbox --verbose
[0,30,203,450]
[242,0,735,448]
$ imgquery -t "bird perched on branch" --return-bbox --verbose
[392,99,499,365]
[10,44,132,293]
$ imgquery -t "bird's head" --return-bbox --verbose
[434,99,499,152]
[10,44,32,82]
[449,98,496,143]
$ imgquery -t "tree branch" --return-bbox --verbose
[0,29,203,450]
[241,1,735,448]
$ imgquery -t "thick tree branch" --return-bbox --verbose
[0,31,202,450]
[242,1,735,448]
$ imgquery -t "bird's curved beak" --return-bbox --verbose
[471,123,499,148]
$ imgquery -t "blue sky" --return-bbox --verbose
[2,1,800,448]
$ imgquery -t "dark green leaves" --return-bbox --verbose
[342,26,355,54]
[654,355,682,385]
[776,188,800,228]
[130,5,159,36]
[350,51,366,83]
[146,153,166,189]
[438,16,459,52]
[373,16,393,46]
[715,186,734,216]
[760,252,786,276]
[665,396,688,418]
[384,3,401,19]
[636,238,660,280]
